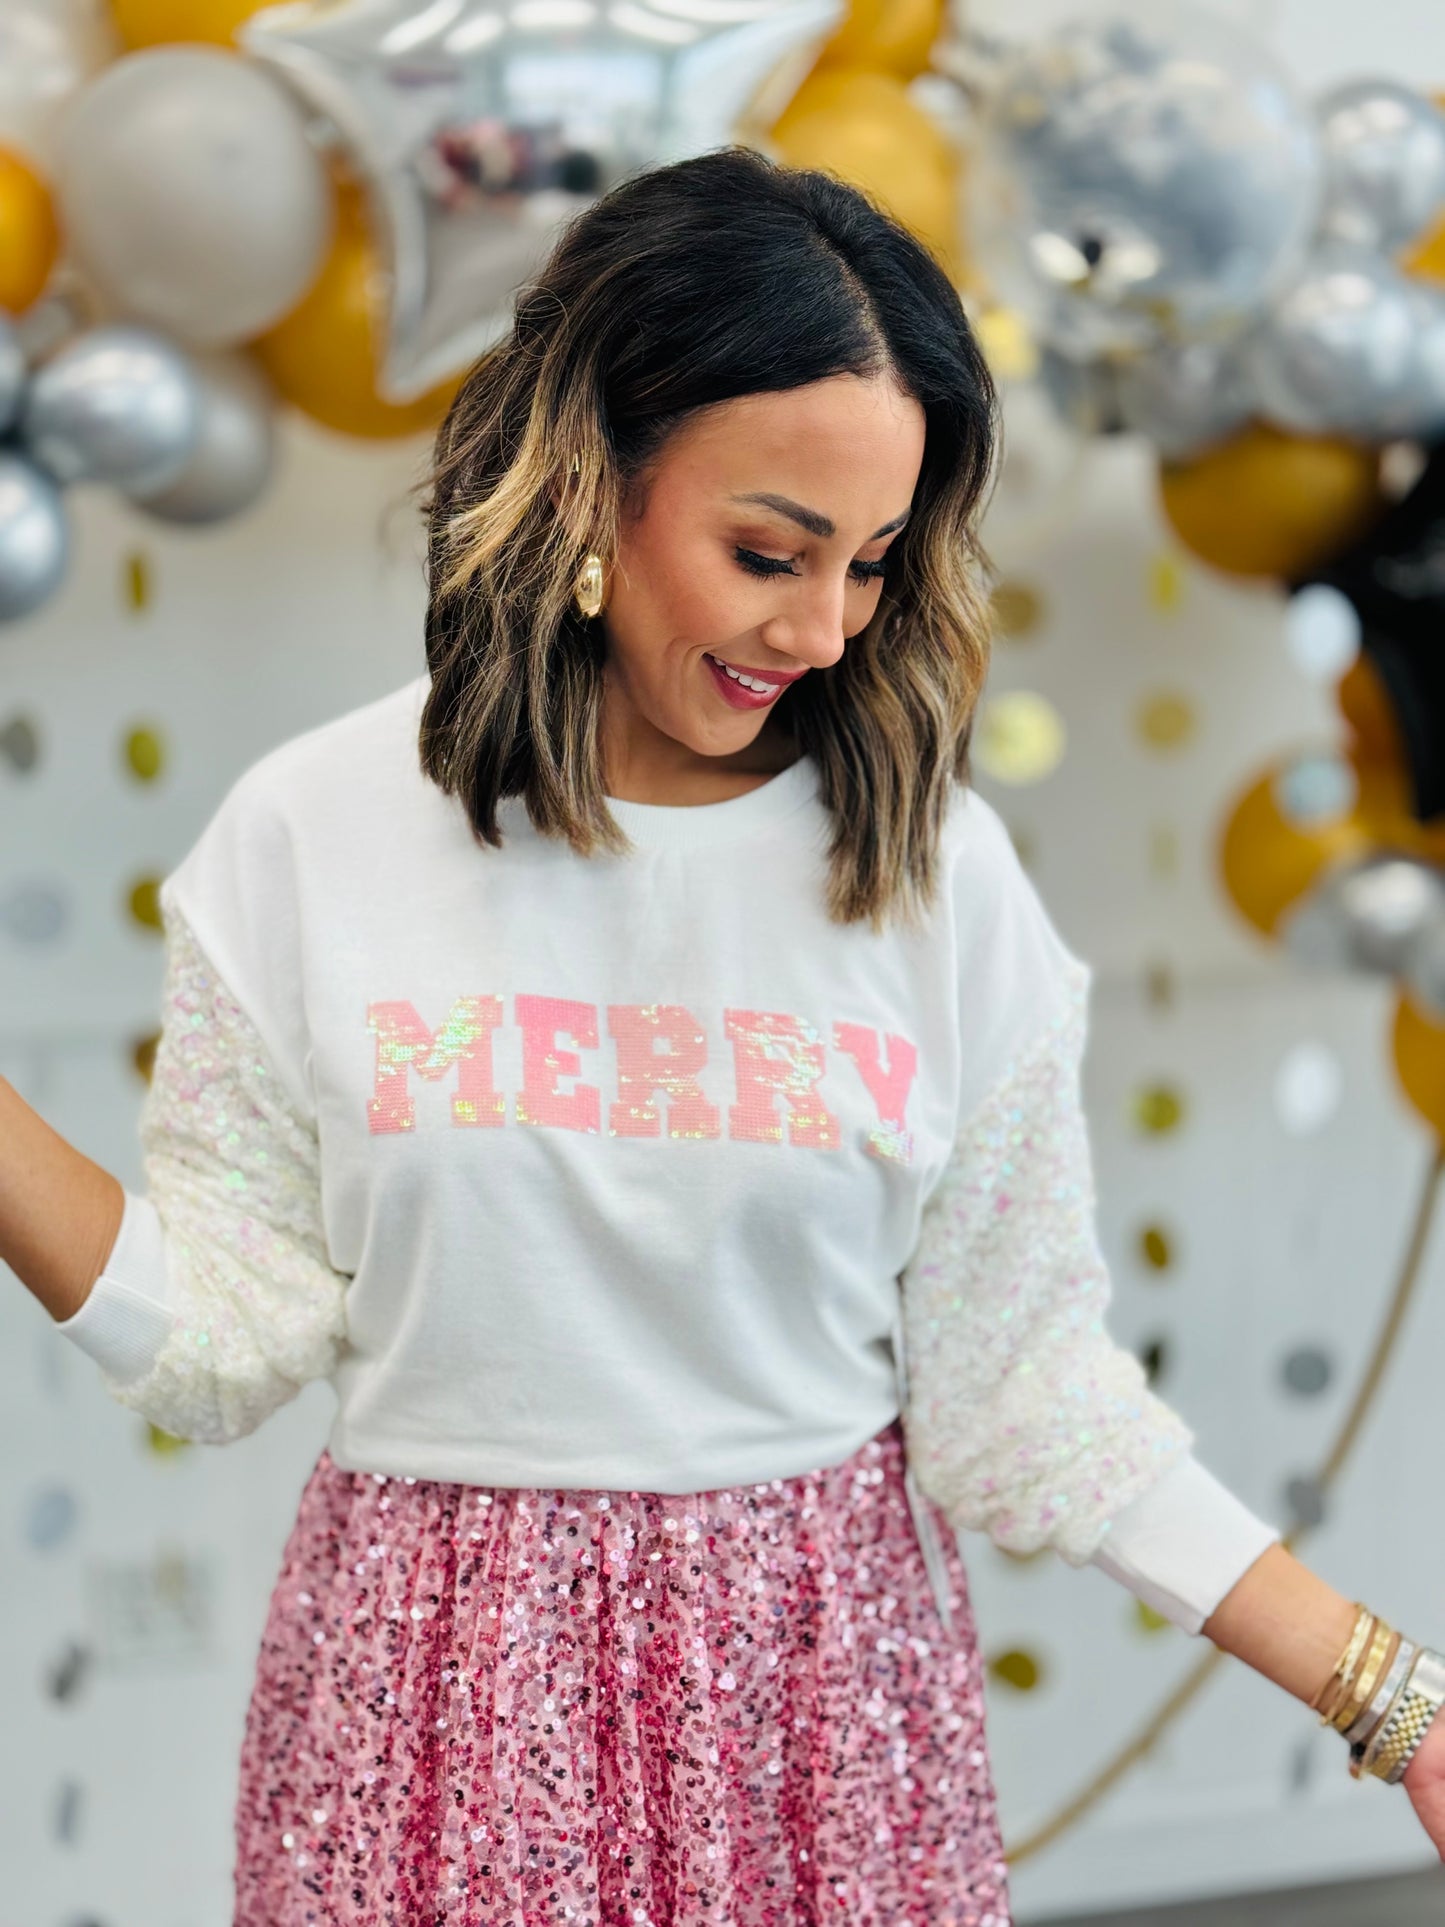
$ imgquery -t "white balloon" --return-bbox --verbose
[1284,584,1361,683]
[0,0,118,166]
[1272,1040,1343,1136]
[53,46,334,347]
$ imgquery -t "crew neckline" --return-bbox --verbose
[602,753,820,849]
[408,673,822,851]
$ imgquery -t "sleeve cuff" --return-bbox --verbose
[54,1189,176,1386]
[1088,1453,1283,1636]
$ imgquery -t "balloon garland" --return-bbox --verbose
[3,0,1445,1878]
[0,0,849,620]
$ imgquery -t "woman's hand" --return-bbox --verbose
[1401,1711,1445,1859]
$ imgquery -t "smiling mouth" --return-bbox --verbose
[704,652,801,694]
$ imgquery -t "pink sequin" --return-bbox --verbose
[234,1418,1012,1926]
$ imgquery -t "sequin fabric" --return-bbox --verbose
[899,956,1196,1567]
[103,901,350,1442]
[234,1418,1011,1927]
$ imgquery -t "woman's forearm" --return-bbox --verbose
[0,1074,127,1324]
[1201,1539,1387,1706]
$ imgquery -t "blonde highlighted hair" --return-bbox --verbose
[412,146,1000,934]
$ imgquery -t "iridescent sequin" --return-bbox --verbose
[102,901,350,1442]
[234,1419,1011,1926]
[899,957,1196,1566]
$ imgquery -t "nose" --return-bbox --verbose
[758,573,848,671]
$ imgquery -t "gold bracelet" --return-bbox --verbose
[1321,1612,1381,1730]
[1314,1603,1374,1727]
[1331,1621,1396,1736]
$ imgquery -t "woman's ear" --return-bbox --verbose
[548,452,582,518]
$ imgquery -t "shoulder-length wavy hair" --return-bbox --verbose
[413,144,1000,934]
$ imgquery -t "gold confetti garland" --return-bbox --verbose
[1003,1132,1445,1866]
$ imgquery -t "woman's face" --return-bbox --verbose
[598,372,926,789]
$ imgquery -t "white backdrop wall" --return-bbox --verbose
[6,3,1445,1922]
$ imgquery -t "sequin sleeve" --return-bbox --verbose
[898,953,1196,1567]
[57,898,350,1444]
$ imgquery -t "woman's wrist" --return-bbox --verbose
[1200,1541,1363,1708]
[1201,1542,1445,1792]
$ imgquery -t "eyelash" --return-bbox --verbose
[734,547,890,587]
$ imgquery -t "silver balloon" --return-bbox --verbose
[1112,336,1256,457]
[240,0,845,403]
[1243,243,1445,440]
[0,452,69,623]
[0,315,25,435]
[129,352,278,526]
[1408,285,1445,427]
[965,0,1322,358]
[18,325,201,495]
[1401,911,1445,1020]
[1316,78,1445,255]
[1282,851,1445,976]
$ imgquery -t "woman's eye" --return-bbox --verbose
[734,548,798,579]
[734,547,890,585]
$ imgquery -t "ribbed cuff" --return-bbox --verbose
[54,1189,175,1386]
[1088,1453,1283,1636]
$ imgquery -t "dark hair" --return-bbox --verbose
[414,145,999,932]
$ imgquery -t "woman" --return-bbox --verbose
[11,147,1445,1922]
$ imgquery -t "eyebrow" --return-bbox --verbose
[729,492,910,542]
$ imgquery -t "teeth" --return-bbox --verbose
[712,655,779,694]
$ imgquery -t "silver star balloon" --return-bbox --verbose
[240,0,843,403]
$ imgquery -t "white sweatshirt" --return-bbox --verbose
[57,671,1280,1635]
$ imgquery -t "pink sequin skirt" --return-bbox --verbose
[233,1416,1012,1926]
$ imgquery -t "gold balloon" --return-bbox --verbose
[1217,752,1381,938]
[1404,214,1445,286]
[770,67,961,277]
[1158,423,1386,581]
[1392,987,1445,1141]
[814,0,945,78]
[251,177,460,440]
[109,0,274,47]
[0,145,59,314]
[1336,652,1404,764]
[972,304,1036,381]
[1347,754,1445,868]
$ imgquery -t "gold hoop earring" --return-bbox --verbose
[574,553,606,619]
